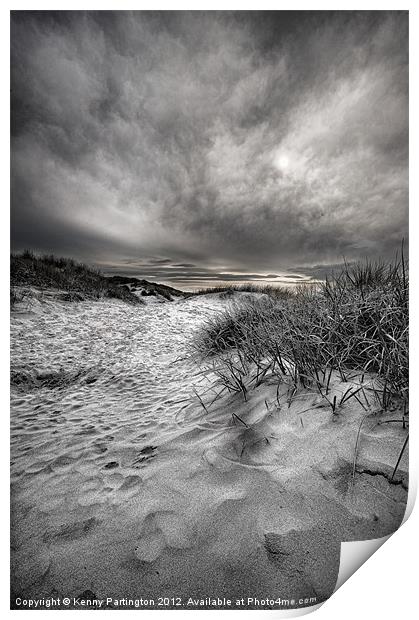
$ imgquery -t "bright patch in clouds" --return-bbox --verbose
[274,153,291,172]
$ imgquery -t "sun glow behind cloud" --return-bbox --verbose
[274,153,291,172]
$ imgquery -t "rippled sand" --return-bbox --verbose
[10,292,408,610]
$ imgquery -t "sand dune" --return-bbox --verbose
[10,292,408,610]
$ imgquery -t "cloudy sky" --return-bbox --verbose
[11,11,408,289]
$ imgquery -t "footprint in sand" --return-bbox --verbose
[43,516,99,543]
[134,511,194,562]
[79,477,103,493]
[103,461,119,470]
[134,530,166,562]
[154,511,192,549]
[120,475,142,491]
[132,446,157,467]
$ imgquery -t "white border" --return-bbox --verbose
[3,4,417,619]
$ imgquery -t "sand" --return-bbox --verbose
[10,289,408,610]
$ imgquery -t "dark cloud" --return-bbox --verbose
[11,11,408,287]
[147,258,172,265]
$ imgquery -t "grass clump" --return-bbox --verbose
[194,253,408,411]
[11,251,142,305]
[107,275,189,300]
[195,283,295,300]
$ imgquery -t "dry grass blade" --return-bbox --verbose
[350,413,371,493]
[391,434,409,481]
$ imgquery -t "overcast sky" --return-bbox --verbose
[11,11,408,289]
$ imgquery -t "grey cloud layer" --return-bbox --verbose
[11,11,408,282]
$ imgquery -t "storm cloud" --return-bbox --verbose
[11,11,408,288]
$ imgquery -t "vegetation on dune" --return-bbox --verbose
[10,251,142,305]
[194,283,295,300]
[193,253,408,414]
[107,275,190,300]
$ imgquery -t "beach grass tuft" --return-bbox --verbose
[194,252,408,410]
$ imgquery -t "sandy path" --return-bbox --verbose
[11,296,222,600]
[10,294,408,610]
[11,294,221,484]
